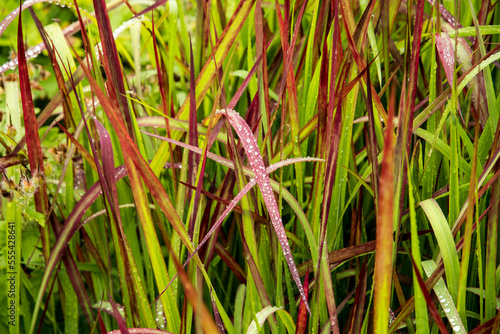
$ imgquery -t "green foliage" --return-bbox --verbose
[1,0,499,333]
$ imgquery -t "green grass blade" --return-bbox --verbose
[420,199,460,301]
[422,260,466,333]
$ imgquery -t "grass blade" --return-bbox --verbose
[217,108,311,314]
[419,199,460,301]
[373,84,395,334]
[422,260,466,333]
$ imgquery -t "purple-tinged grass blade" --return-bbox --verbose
[217,108,311,314]
[213,242,247,283]
[486,144,500,322]
[435,33,455,90]
[97,311,107,333]
[93,118,157,328]
[274,0,309,204]
[151,16,177,192]
[188,35,199,174]
[17,1,47,212]
[397,0,426,176]
[134,0,169,17]
[93,117,121,221]
[254,0,273,159]
[273,0,308,109]
[316,33,329,159]
[318,104,342,333]
[340,1,389,123]
[210,289,226,333]
[316,1,342,330]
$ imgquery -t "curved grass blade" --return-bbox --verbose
[217,108,311,314]
[410,259,448,333]
[420,199,460,301]
[422,260,466,333]
[246,306,295,334]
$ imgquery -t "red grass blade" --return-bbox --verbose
[16,2,52,281]
[409,258,448,333]
[295,270,309,334]
[92,0,134,137]
[17,1,48,215]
